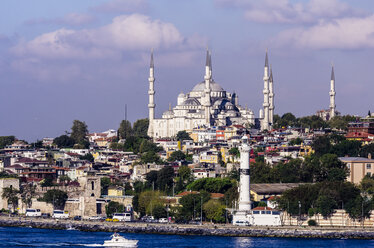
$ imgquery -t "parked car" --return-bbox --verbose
[112,213,132,222]
[25,208,41,217]
[41,213,50,219]
[234,220,250,226]
[73,216,82,221]
[87,216,102,221]
[158,218,168,223]
[52,210,69,219]
[141,215,155,222]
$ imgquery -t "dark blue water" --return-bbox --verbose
[0,226,373,248]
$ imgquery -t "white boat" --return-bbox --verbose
[103,233,138,247]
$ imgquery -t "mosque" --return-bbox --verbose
[147,50,275,139]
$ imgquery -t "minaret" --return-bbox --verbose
[329,64,336,119]
[204,49,212,126]
[269,65,274,126]
[147,51,155,138]
[262,50,270,131]
[238,136,251,212]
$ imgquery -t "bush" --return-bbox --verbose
[308,219,317,226]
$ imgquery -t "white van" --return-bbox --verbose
[25,208,41,217]
[112,213,132,222]
[52,210,69,219]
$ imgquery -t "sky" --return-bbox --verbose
[1,0,374,142]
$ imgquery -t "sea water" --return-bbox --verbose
[0,226,372,248]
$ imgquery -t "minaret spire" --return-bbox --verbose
[147,50,156,138]
[204,49,212,126]
[262,50,270,131]
[269,65,275,126]
[329,63,336,119]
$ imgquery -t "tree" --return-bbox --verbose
[168,150,186,162]
[138,191,164,217]
[289,137,303,146]
[203,199,226,223]
[145,170,158,188]
[316,195,336,218]
[20,183,36,209]
[133,118,149,138]
[178,165,193,184]
[43,189,68,210]
[118,120,132,140]
[2,187,19,212]
[187,178,234,193]
[179,192,210,221]
[141,151,162,164]
[80,153,94,162]
[106,201,125,217]
[0,136,15,149]
[360,176,374,195]
[228,147,240,157]
[70,120,89,148]
[53,135,75,148]
[317,154,347,182]
[328,115,356,130]
[176,131,192,141]
[157,166,175,192]
[101,177,111,195]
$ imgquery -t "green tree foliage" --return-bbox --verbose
[224,186,239,208]
[328,115,357,130]
[360,176,374,194]
[289,137,303,146]
[0,136,15,149]
[118,120,132,140]
[176,131,192,141]
[297,115,327,129]
[178,192,210,221]
[133,118,149,138]
[106,201,125,217]
[20,183,36,208]
[228,147,240,157]
[316,154,348,182]
[141,151,162,164]
[168,150,186,162]
[187,178,234,193]
[2,187,19,211]
[273,113,297,129]
[250,162,273,183]
[43,189,68,210]
[138,191,164,217]
[156,166,175,192]
[79,153,94,162]
[101,177,111,195]
[70,120,89,148]
[316,194,337,218]
[53,135,75,148]
[359,143,374,158]
[276,181,369,220]
[203,199,226,223]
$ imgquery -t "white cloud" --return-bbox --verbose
[216,0,365,24]
[275,15,374,49]
[10,14,206,82]
[13,14,203,59]
[91,0,147,13]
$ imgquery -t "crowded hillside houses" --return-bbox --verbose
[1,112,374,226]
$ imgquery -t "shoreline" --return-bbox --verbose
[1,216,374,239]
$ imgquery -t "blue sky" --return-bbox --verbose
[1,0,374,141]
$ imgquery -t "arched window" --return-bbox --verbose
[91,181,94,190]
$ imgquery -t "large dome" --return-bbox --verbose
[191,81,224,92]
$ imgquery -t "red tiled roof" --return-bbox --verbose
[210,193,224,199]
[175,191,199,197]
[252,206,275,211]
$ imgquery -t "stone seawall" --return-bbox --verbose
[1,217,374,239]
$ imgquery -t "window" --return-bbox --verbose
[367,172,372,177]
[91,181,95,190]
[367,164,372,169]
[253,211,260,214]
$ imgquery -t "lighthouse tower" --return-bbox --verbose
[232,136,252,223]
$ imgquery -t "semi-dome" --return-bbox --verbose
[191,81,224,92]
[183,98,201,106]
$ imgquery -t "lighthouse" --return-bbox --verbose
[232,136,252,223]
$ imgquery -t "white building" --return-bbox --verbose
[147,50,256,139]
